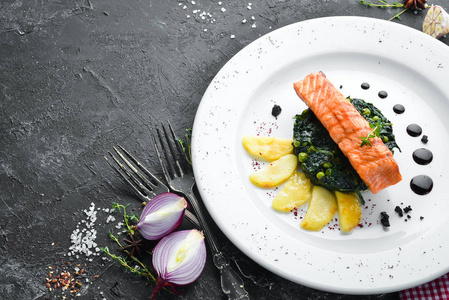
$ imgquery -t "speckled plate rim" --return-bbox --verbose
[192,16,449,294]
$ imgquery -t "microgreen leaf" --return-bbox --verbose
[360,119,384,147]
[360,137,373,147]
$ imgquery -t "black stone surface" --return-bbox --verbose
[1,1,448,299]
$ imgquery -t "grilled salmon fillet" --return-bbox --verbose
[293,72,402,194]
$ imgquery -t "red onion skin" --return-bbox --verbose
[136,192,187,240]
[151,278,181,300]
[151,229,206,299]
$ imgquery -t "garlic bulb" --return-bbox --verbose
[423,5,449,39]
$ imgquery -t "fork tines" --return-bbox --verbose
[105,145,169,202]
[152,122,189,179]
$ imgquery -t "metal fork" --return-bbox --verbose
[153,122,250,300]
[105,145,200,228]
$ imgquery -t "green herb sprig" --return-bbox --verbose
[359,0,403,8]
[359,0,409,21]
[101,203,156,281]
[178,128,192,165]
[101,243,156,281]
[112,202,139,235]
[360,119,384,147]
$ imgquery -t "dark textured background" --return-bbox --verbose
[1,0,448,299]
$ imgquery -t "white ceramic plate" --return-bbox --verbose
[191,16,449,294]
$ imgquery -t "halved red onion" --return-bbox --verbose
[151,229,206,300]
[136,192,187,240]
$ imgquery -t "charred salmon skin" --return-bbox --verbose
[293,72,402,194]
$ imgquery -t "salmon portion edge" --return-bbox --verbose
[293,72,402,194]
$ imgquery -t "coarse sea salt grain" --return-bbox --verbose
[106,215,116,224]
[68,211,97,256]
[115,221,124,229]
[66,202,114,259]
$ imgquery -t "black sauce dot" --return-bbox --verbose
[361,82,370,90]
[410,175,433,195]
[394,206,403,217]
[407,124,422,137]
[378,91,388,99]
[403,205,412,213]
[412,148,433,165]
[380,212,390,227]
[271,104,282,117]
[421,135,428,144]
[393,104,405,114]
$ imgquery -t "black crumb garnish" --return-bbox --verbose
[271,104,282,117]
[407,215,411,219]
[421,135,428,144]
[403,205,412,213]
[394,206,403,217]
[380,212,390,227]
[420,216,424,220]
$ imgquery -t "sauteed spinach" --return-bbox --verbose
[293,97,400,194]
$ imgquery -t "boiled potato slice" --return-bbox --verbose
[272,171,311,212]
[300,186,337,231]
[335,191,362,232]
[249,154,297,188]
[242,135,293,161]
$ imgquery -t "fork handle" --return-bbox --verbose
[184,190,220,252]
[184,190,250,300]
[185,210,201,228]
[214,252,250,300]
